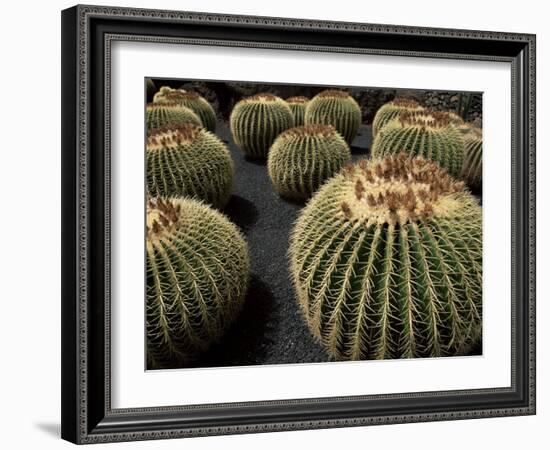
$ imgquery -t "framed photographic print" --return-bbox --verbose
[61,4,536,444]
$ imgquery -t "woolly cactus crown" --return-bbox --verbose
[337,154,468,226]
[287,96,309,104]
[372,97,425,136]
[153,90,217,132]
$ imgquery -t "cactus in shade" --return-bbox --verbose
[286,96,309,126]
[146,78,156,101]
[304,89,361,144]
[371,110,465,177]
[155,90,217,132]
[146,103,203,132]
[230,93,295,159]
[290,154,482,361]
[146,196,250,368]
[267,125,351,200]
[146,124,234,208]
[461,126,483,190]
[371,98,424,137]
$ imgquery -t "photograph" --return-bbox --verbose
[144,79,484,370]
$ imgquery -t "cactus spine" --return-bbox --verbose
[146,103,202,132]
[146,196,250,368]
[304,89,361,144]
[372,98,424,137]
[286,96,309,126]
[147,124,234,208]
[155,90,217,132]
[230,93,295,159]
[461,126,482,190]
[268,125,351,200]
[290,154,482,360]
[371,111,465,177]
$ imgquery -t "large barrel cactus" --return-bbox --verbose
[371,111,465,177]
[146,103,202,132]
[290,154,482,361]
[230,93,295,159]
[304,89,361,144]
[267,124,351,200]
[146,124,234,208]
[286,96,309,126]
[155,90,217,132]
[146,196,250,368]
[371,98,424,137]
[461,126,483,190]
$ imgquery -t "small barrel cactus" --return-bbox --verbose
[146,103,202,132]
[146,196,250,368]
[304,89,361,144]
[371,98,424,137]
[146,124,234,208]
[286,96,309,126]
[155,90,217,132]
[461,126,482,190]
[230,93,295,159]
[152,86,181,103]
[371,110,465,177]
[290,154,482,361]
[267,124,351,200]
[146,78,156,102]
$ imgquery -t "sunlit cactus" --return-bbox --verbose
[290,154,482,361]
[152,86,184,103]
[146,103,202,132]
[461,126,483,190]
[371,98,424,137]
[286,96,309,126]
[304,89,362,144]
[146,196,250,368]
[267,124,350,200]
[146,124,234,208]
[371,110,465,177]
[230,93,295,159]
[155,90,217,132]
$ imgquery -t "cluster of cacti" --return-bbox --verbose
[146,124,234,208]
[146,196,250,368]
[230,93,295,159]
[290,153,482,360]
[371,110,465,177]
[154,90,217,132]
[146,103,202,132]
[267,125,351,200]
[304,89,361,144]
[286,96,309,126]
[461,126,483,190]
[371,98,424,137]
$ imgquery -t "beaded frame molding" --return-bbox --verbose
[61,4,536,444]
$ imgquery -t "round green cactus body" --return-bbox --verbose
[146,78,156,101]
[230,93,295,159]
[461,126,482,190]
[155,90,217,132]
[146,196,250,368]
[152,86,183,103]
[286,96,309,126]
[146,103,202,132]
[371,97,424,137]
[304,89,361,144]
[290,154,482,361]
[147,124,234,208]
[267,124,351,200]
[371,111,465,177]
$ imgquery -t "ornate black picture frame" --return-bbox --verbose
[61,4,536,444]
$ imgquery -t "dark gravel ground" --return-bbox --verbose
[183,122,373,368]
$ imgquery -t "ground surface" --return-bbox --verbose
[183,122,373,368]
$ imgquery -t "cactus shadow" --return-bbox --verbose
[185,275,276,368]
[243,155,268,166]
[223,195,259,232]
